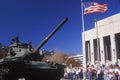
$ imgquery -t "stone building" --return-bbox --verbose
[82,13,120,66]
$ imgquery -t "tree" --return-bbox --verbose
[42,51,68,64]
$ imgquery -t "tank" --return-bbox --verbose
[0,18,68,80]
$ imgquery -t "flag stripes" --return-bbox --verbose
[83,2,108,14]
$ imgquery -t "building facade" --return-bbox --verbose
[72,54,83,66]
[82,13,120,66]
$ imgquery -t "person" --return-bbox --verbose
[11,36,20,46]
[79,68,83,80]
[88,66,93,80]
[28,42,33,51]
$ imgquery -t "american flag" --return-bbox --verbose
[83,2,108,15]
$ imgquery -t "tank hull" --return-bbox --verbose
[0,61,64,80]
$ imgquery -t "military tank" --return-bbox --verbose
[0,18,68,80]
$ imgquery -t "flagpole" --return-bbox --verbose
[81,0,87,79]
[81,0,86,68]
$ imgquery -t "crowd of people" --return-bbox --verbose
[62,64,120,80]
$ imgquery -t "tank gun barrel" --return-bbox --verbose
[34,17,68,53]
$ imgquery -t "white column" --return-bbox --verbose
[89,39,94,65]
[110,34,117,64]
[99,37,105,65]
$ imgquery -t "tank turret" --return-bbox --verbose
[0,18,68,80]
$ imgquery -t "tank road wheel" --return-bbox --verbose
[0,69,4,80]
[0,66,9,80]
[0,66,19,80]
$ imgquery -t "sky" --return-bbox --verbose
[0,0,120,55]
